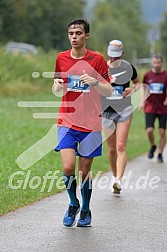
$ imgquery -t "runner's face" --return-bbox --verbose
[109,57,121,63]
[68,25,89,48]
[151,58,163,72]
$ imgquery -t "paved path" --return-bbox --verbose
[0,149,167,252]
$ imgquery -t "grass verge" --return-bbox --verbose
[0,92,152,216]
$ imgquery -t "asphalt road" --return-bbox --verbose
[0,148,167,252]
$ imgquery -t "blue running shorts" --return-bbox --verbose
[55,126,102,158]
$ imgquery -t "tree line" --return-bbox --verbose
[0,0,84,50]
[0,0,166,61]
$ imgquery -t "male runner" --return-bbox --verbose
[141,55,167,162]
[53,19,111,227]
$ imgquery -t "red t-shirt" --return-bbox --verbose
[55,49,110,132]
[143,70,167,114]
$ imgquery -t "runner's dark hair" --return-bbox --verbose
[68,19,90,33]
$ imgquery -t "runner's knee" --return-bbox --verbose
[159,129,166,138]
[108,146,116,155]
[146,128,153,134]
[63,163,75,176]
[116,143,126,152]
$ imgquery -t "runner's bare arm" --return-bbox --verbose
[80,70,112,97]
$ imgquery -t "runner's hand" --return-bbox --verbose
[163,98,167,106]
[80,70,97,85]
[138,103,145,112]
[53,78,64,91]
[122,87,133,97]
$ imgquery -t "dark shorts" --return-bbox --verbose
[145,113,167,129]
[55,126,102,158]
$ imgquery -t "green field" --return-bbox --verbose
[0,47,152,216]
[0,91,151,216]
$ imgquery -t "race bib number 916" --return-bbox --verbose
[67,74,90,92]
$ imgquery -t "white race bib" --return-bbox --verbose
[67,74,90,93]
[107,86,123,100]
[150,83,164,94]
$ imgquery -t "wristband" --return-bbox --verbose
[92,80,99,86]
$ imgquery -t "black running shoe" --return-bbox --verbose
[148,145,157,159]
[157,153,163,163]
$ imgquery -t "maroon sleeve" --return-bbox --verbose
[165,71,167,90]
[143,73,147,84]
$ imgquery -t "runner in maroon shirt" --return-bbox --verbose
[141,55,167,162]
